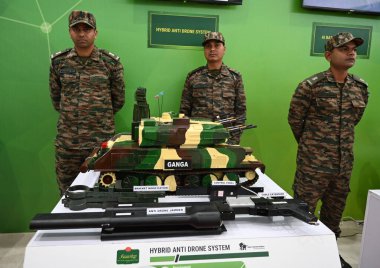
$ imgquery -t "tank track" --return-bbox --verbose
[98,164,265,193]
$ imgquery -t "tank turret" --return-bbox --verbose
[134,112,230,147]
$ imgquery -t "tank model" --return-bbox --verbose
[80,88,265,193]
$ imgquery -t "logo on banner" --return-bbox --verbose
[238,242,266,251]
[239,243,247,250]
[116,247,139,264]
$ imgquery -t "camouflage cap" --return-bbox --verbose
[325,32,364,52]
[202,32,225,46]
[69,10,96,29]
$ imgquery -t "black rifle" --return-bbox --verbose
[30,197,318,241]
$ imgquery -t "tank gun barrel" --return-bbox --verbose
[227,124,257,133]
[216,116,246,124]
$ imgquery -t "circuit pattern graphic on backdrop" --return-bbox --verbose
[0,0,83,59]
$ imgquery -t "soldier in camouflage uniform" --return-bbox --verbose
[180,32,246,145]
[49,11,125,194]
[288,33,369,268]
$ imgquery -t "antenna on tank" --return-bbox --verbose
[154,91,165,118]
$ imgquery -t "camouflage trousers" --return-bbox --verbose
[293,169,351,237]
[55,146,93,195]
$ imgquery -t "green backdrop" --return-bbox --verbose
[1,0,379,232]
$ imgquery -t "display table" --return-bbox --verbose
[359,189,380,268]
[24,170,341,268]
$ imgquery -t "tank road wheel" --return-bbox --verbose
[213,172,223,180]
[122,175,140,188]
[245,170,256,181]
[241,170,259,186]
[145,175,162,186]
[202,174,218,187]
[223,173,239,183]
[164,175,177,192]
[184,175,201,187]
[99,172,116,188]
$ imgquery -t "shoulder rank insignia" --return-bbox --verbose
[188,66,206,77]
[50,48,71,60]
[351,74,368,87]
[227,66,241,77]
[304,72,325,86]
[100,49,120,61]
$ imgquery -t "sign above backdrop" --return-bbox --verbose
[148,11,219,49]
[310,22,372,59]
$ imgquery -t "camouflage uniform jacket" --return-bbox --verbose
[49,47,125,149]
[179,64,246,144]
[288,70,368,175]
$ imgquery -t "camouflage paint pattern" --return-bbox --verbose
[294,169,350,236]
[202,31,225,46]
[288,70,368,175]
[288,69,369,236]
[50,46,125,150]
[137,114,229,147]
[325,32,364,52]
[69,10,96,29]
[50,46,125,193]
[180,64,246,145]
[55,147,93,194]
[82,113,264,190]
[87,134,247,171]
